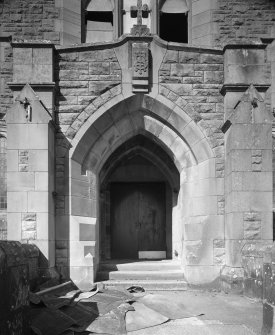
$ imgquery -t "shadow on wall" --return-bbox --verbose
[54,118,72,283]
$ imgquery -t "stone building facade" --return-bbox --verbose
[0,0,275,288]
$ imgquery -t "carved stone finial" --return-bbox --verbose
[240,84,264,104]
[130,0,150,36]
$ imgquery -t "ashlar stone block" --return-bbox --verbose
[79,223,96,241]
[225,48,265,66]
[7,150,18,172]
[13,48,32,65]
[28,192,49,212]
[34,172,49,191]
[184,215,224,241]
[229,124,272,150]
[225,64,269,85]
[7,172,34,192]
[171,64,194,77]
[7,192,27,213]
[8,124,49,150]
[163,50,179,64]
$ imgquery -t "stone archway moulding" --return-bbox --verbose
[99,141,180,192]
[69,92,215,170]
[66,91,221,287]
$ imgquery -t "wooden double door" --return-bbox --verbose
[110,182,166,259]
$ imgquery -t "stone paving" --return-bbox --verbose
[128,290,262,335]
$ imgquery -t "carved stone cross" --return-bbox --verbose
[130,0,150,36]
[131,0,149,26]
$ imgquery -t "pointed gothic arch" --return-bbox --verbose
[67,93,218,286]
[70,93,214,166]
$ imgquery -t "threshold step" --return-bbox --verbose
[98,280,188,291]
[99,260,181,272]
[97,270,185,281]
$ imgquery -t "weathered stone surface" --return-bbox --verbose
[204,71,223,84]
[244,220,261,240]
[179,52,200,64]
[200,54,224,64]
[58,112,79,125]
[89,62,110,75]
[220,266,244,294]
[213,1,275,47]
[163,84,193,96]
[185,240,203,264]
[213,248,226,265]
[163,50,179,63]
[89,81,119,96]
[252,149,262,171]
[79,223,96,241]
[59,61,88,71]
[171,64,194,77]
[59,81,89,89]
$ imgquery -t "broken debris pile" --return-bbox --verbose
[29,282,201,335]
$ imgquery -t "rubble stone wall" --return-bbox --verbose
[0,0,60,116]
[0,0,59,42]
[213,0,275,47]
[158,49,225,175]
[56,48,122,137]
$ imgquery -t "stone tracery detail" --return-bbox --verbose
[133,49,148,75]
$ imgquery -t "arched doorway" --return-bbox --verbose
[68,93,217,286]
[99,135,180,261]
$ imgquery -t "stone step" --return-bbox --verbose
[98,260,181,272]
[98,279,188,291]
[97,270,185,281]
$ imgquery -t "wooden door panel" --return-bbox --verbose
[110,182,166,259]
[110,184,139,259]
[138,183,166,251]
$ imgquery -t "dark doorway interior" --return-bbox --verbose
[159,13,188,43]
[110,182,166,259]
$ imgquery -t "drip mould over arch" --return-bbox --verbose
[70,93,214,172]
